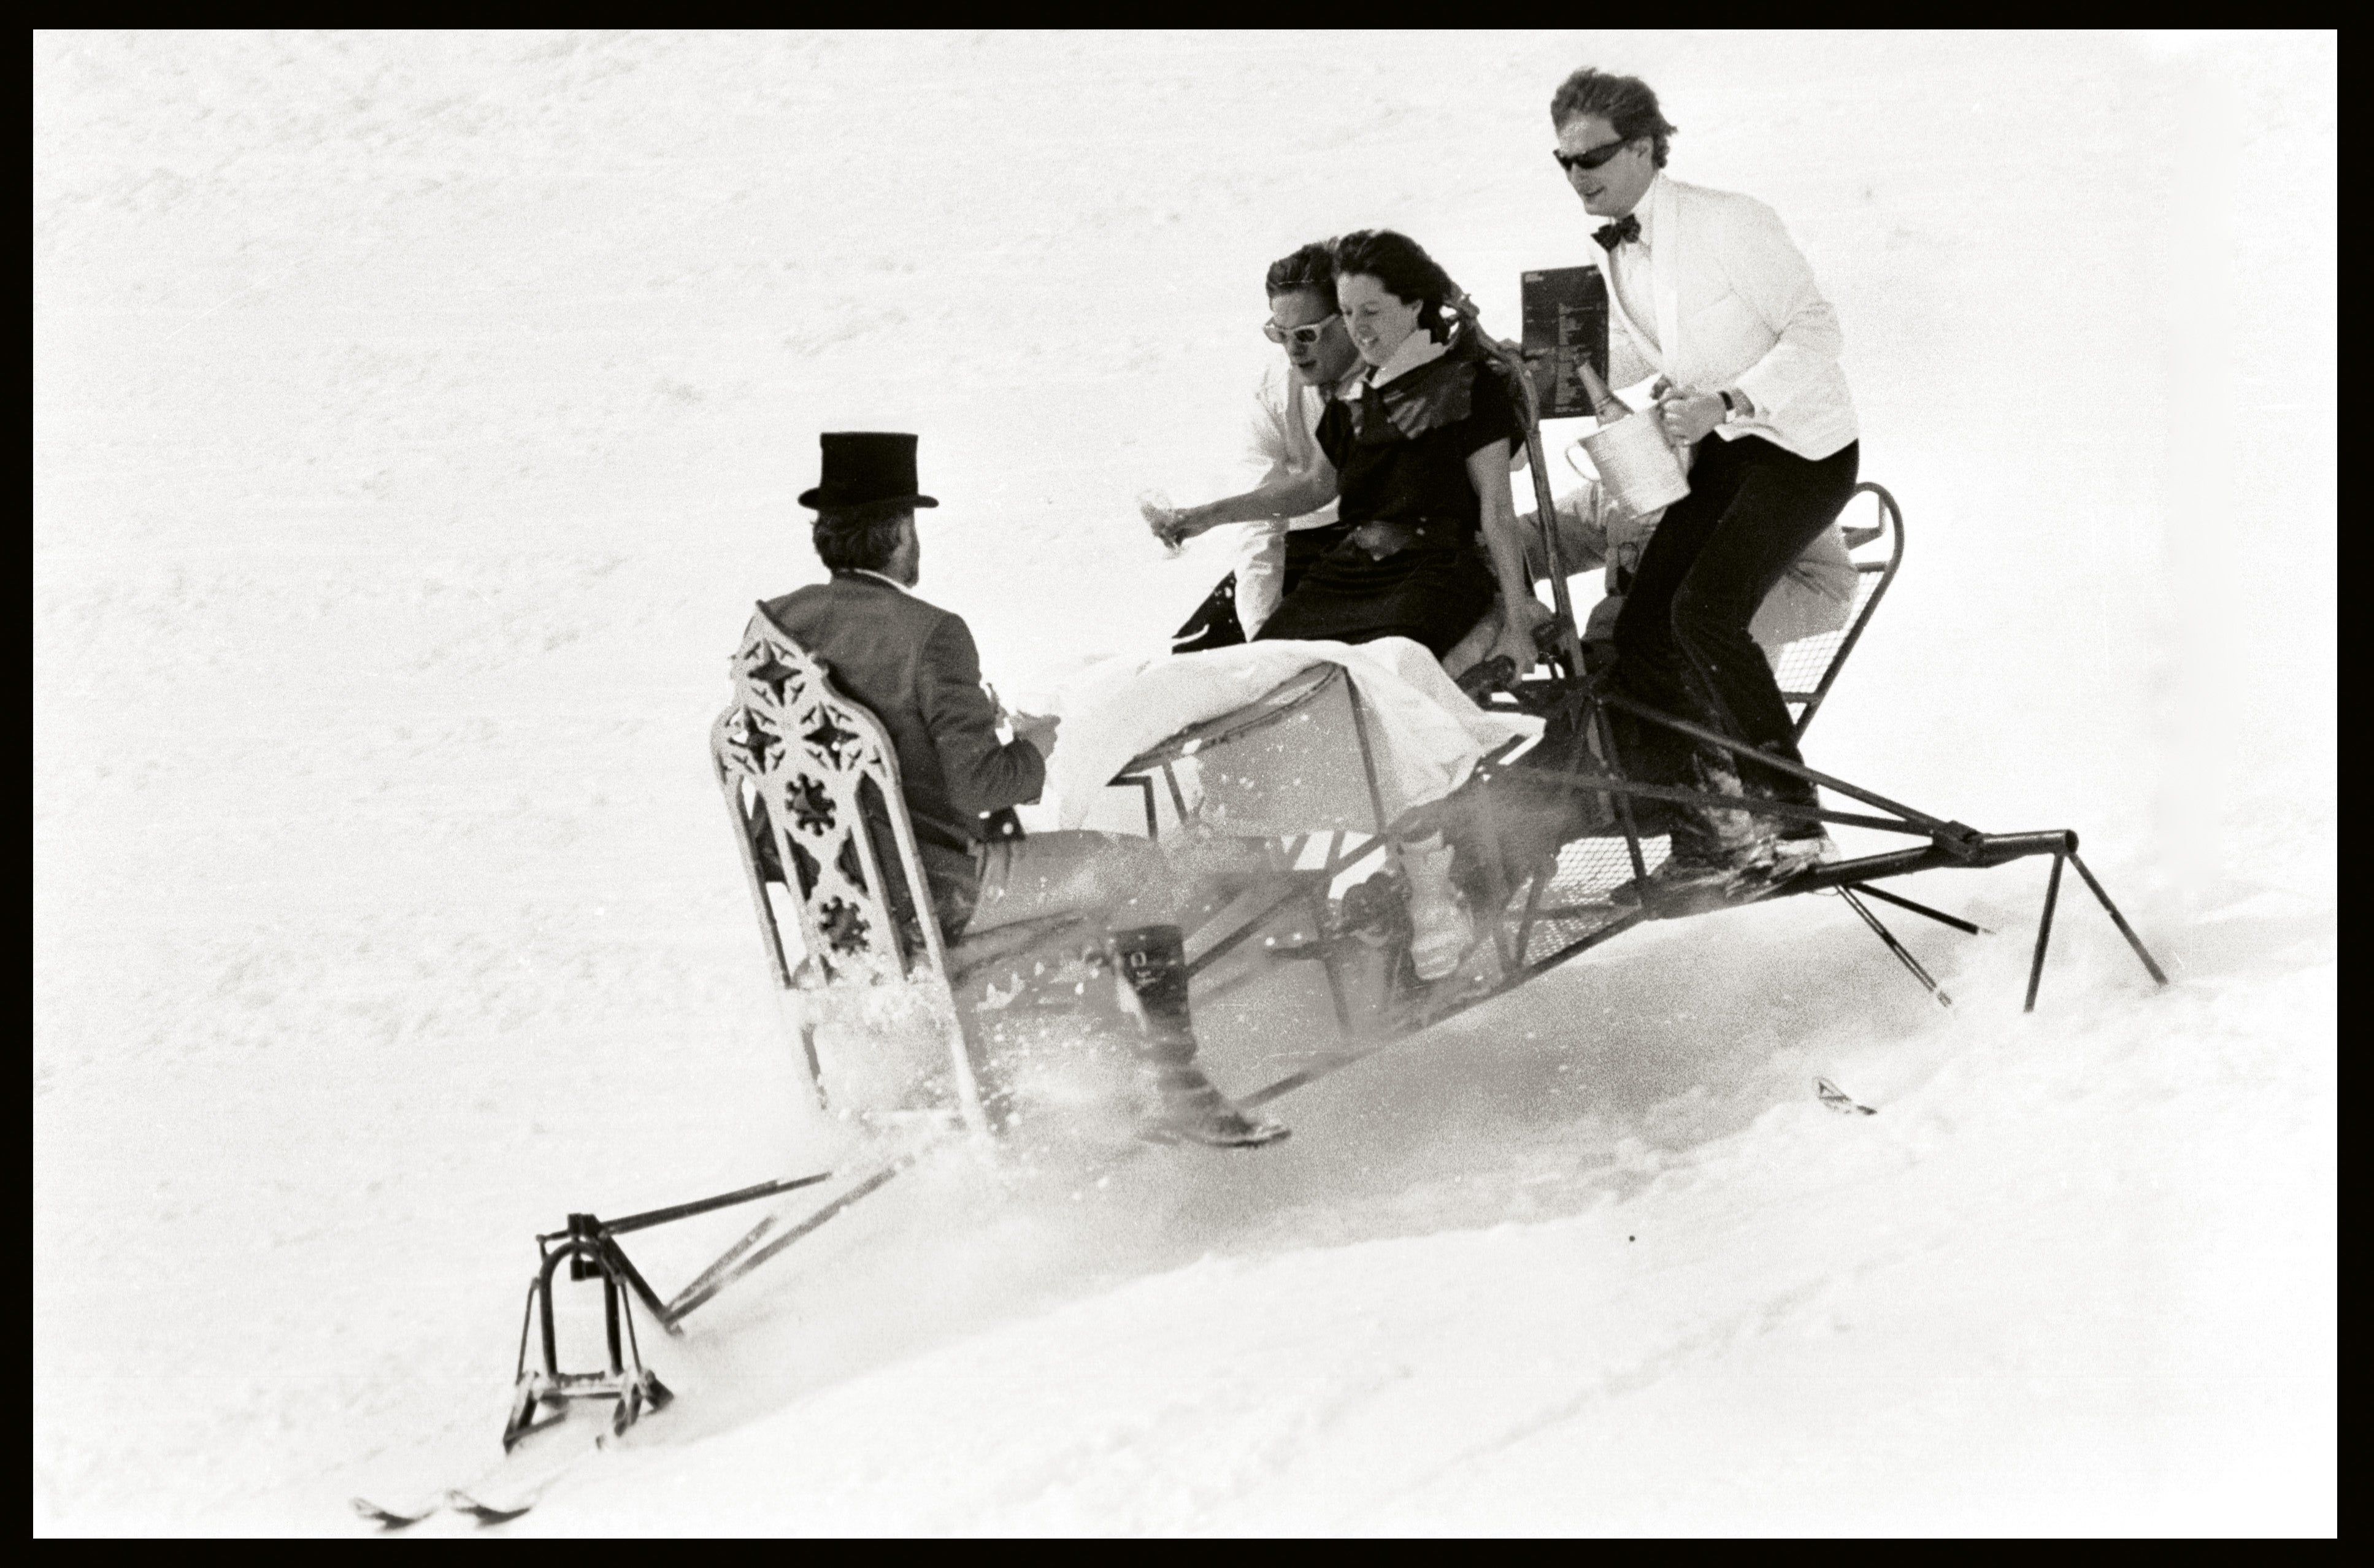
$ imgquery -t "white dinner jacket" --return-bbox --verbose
[1592,173,1858,461]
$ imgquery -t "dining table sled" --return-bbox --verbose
[357,310,2167,1532]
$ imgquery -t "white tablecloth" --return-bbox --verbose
[1043,637,1543,831]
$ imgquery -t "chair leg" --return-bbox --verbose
[1845,881,1990,937]
[1840,888,1953,1008]
[1475,766,1514,968]
[2067,850,2172,988]
[1591,701,1652,890]
[1137,777,1160,839]
[2023,853,2065,1014]
[1308,879,1357,1042]
[1513,856,1549,970]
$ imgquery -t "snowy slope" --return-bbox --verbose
[34,31,2332,1534]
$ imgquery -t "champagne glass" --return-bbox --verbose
[1138,488,1186,556]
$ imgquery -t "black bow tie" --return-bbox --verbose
[1595,213,1642,251]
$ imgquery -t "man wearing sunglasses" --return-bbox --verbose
[1550,66,1861,906]
[1143,242,1366,650]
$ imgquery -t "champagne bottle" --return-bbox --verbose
[1575,358,1629,424]
[1573,351,1689,519]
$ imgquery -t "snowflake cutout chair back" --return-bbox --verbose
[712,610,947,990]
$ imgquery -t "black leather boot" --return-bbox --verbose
[1112,925,1288,1149]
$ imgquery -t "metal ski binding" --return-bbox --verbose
[503,1213,674,1449]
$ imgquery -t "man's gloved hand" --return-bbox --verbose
[1010,712,1061,761]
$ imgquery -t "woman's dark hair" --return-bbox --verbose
[810,501,911,574]
[1550,68,1678,169]
[1264,240,1336,300]
[1329,229,1464,344]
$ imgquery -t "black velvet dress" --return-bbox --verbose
[1254,331,1521,656]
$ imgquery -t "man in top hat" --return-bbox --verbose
[760,432,1285,1149]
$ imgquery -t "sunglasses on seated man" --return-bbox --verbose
[1262,313,1340,346]
[1553,137,1638,173]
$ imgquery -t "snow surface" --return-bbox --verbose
[34,31,2334,1535]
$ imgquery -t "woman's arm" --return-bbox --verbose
[1467,439,1554,675]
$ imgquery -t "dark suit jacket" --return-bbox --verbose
[760,573,1044,925]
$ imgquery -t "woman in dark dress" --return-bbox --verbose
[1162,231,1553,677]
[1159,232,1552,980]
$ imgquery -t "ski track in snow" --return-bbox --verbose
[34,31,2332,1534]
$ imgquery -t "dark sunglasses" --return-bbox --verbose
[1553,137,1637,174]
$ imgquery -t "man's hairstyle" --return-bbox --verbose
[1329,229,1465,343]
[1265,240,1336,300]
[810,501,911,574]
[1550,68,1678,169]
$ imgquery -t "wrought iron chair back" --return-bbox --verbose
[711,609,991,1135]
[1772,480,1904,744]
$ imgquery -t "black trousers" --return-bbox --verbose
[1613,434,1859,843]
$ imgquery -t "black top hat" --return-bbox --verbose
[798,431,939,511]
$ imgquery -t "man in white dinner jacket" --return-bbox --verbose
[1551,66,1862,901]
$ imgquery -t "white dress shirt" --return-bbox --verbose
[1246,359,1354,526]
[1602,189,1662,359]
[1234,358,1364,634]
